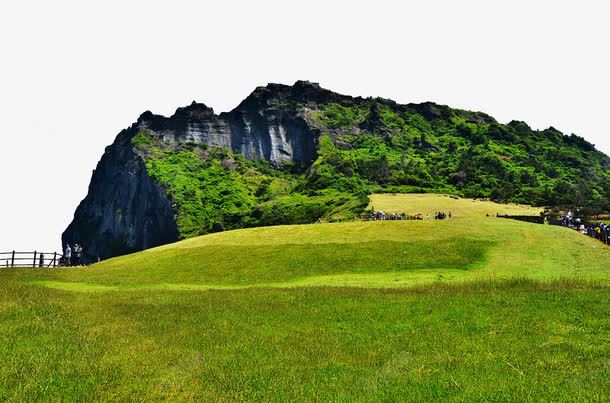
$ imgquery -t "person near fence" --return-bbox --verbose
[64,244,72,267]
[77,243,84,266]
[74,243,83,266]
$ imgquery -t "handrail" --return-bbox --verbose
[0,251,65,268]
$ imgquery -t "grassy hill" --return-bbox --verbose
[368,193,543,217]
[1,195,608,400]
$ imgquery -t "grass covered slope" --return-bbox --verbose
[29,219,609,291]
[27,194,607,291]
[368,193,543,217]
[133,132,368,239]
[1,195,608,400]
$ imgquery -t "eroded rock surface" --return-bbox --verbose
[63,81,330,260]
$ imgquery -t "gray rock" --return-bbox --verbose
[62,81,332,261]
[62,138,179,261]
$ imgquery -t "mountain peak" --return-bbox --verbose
[173,101,215,116]
[293,80,322,90]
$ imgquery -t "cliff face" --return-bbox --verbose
[134,80,338,165]
[63,80,610,261]
[63,81,329,260]
[62,136,180,260]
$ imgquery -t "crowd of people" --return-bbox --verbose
[434,211,451,220]
[558,211,610,245]
[62,243,85,267]
[364,210,452,221]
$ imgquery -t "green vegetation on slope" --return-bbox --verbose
[145,148,254,238]
[133,133,368,238]
[310,101,610,210]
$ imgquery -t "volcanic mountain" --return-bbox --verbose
[63,81,610,260]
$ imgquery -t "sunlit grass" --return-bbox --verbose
[0,279,607,400]
[0,194,607,400]
[11,209,606,290]
[368,193,542,217]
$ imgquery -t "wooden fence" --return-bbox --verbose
[0,251,64,268]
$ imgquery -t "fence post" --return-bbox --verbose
[33,251,37,267]
[53,252,57,267]
[11,251,15,267]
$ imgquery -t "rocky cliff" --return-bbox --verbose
[63,81,610,261]
[63,81,335,260]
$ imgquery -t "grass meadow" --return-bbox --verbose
[0,194,608,400]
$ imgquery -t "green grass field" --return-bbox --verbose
[368,193,543,218]
[1,194,608,400]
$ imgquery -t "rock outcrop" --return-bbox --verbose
[62,134,180,260]
[63,81,330,260]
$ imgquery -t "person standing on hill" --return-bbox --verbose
[64,244,72,267]
[74,243,83,266]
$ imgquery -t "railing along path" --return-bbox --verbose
[0,251,64,268]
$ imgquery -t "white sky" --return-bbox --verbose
[0,0,608,253]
